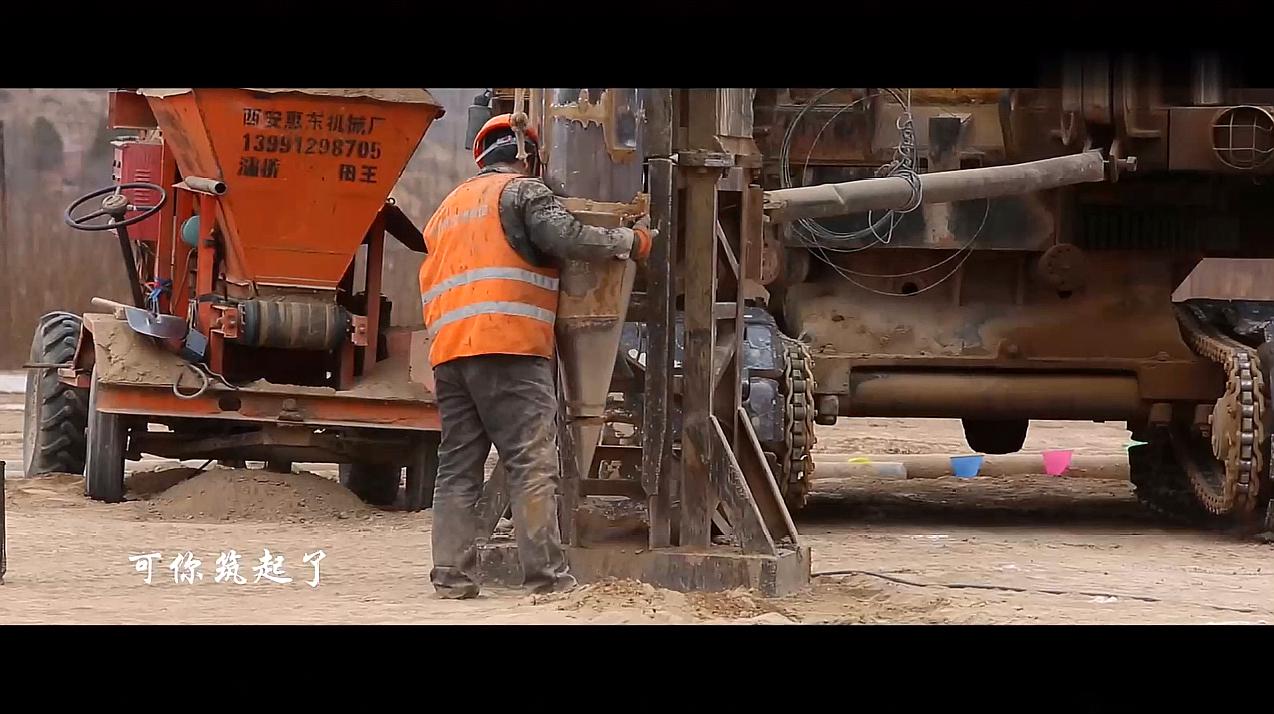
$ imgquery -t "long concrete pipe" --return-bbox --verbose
[764,150,1108,223]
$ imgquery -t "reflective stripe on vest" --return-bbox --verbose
[426,301,557,337]
[418,171,560,366]
[420,267,560,307]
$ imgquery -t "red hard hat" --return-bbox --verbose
[473,113,539,166]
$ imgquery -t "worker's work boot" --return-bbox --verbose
[528,571,578,596]
[434,584,480,600]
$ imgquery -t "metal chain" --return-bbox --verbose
[1173,304,1267,516]
[779,335,817,509]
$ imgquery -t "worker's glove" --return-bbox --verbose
[631,215,658,261]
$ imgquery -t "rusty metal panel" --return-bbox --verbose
[107,90,157,129]
[770,103,875,165]
[542,88,645,204]
[786,249,1225,410]
[769,91,1012,169]
[787,252,1196,362]
[872,103,1007,163]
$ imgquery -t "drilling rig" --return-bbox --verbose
[465,69,1274,590]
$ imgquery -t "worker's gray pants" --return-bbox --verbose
[429,353,575,596]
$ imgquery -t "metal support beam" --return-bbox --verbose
[556,371,581,546]
[364,216,385,372]
[709,416,776,555]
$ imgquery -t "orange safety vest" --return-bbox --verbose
[419,172,560,367]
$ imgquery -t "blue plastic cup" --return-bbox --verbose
[950,455,984,479]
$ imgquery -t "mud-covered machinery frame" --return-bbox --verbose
[22,89,444,509]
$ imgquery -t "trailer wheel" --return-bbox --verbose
[84,370,127,503]
[23,314,89,476]
[339,463,400,507]
[403,433,439,511]
[961,418,1029,455]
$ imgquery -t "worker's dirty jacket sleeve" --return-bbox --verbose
[496,175,639,266]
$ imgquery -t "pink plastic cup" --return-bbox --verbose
[1042,449,1074,477]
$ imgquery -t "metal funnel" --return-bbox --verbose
[555,257,637,478]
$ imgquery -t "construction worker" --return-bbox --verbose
[419,113,656,598]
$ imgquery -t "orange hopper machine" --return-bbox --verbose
[35,88,444,506]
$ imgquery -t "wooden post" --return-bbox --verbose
[712,204,744,446]
[732,184,765,445]
[678,89,723,548]
[643,88,676,549]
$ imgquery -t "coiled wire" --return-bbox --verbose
[779,87,989,297]
[778,88,923,250]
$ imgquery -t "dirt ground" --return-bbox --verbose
[2,385,1272,625]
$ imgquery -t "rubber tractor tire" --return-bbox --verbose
[961,418,1029,455]
[84,369,127,503]
[23,314,89,477]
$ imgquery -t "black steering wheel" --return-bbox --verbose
[64,182,168,232]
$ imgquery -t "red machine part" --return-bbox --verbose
[110,139,164,242]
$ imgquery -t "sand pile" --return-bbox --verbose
[126,467,202,499]
[144,467,372,523]
[533,578,795,624]
[549,578,680,612]
[689,589,792,622]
